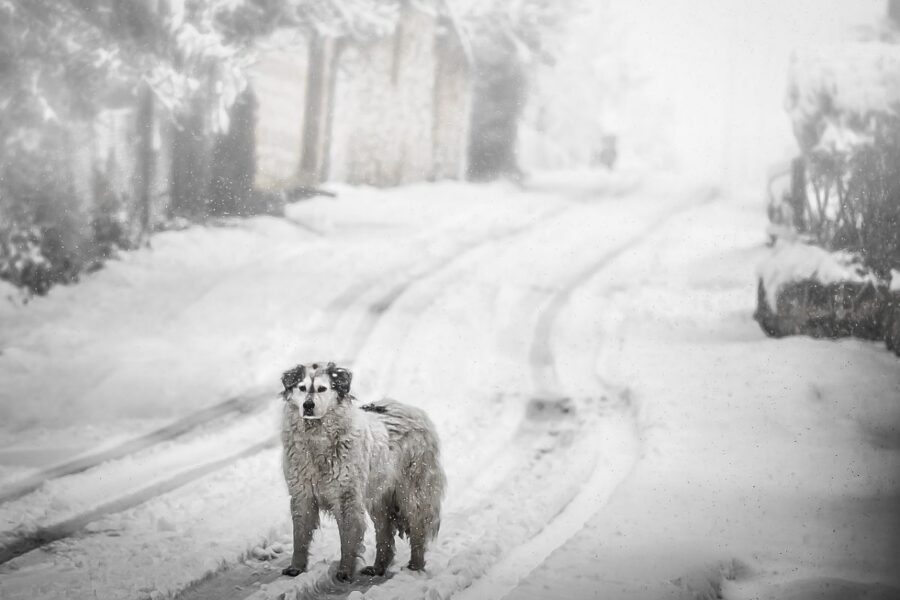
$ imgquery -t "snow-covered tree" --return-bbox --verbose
[449,0,582,180]
[519,0,639,170]
[783,41,900,277]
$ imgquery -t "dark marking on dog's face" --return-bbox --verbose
[281,365,307,401]
[325,362,352,398]
[281,362,353,420]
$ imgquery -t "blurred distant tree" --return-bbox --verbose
[523,0,640,171]
[0,0,433,293]
[0,0,255,292]
[890,0,900,28]
[208,87,257,216]
[450,0,582,180]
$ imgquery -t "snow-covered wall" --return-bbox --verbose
[431,18,471,180]
[250,7,470,188]
[249,45,310,190]
[331,5,438,186]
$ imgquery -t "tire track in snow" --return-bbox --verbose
[456,190,718,600]
[348,204,572,379]
[529,189,717,397]
[0,205,513,505]
[0,440,277,566]
[167,205,586,600]
[317,188,715,600]
[0,392,266,504]
[0,202,567,569]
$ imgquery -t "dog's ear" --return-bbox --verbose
[281,364,306,399]
[325,362,352,398]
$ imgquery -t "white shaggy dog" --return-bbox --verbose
[279,362,445,581]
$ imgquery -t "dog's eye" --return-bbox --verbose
[299,385,307,392]
[317,386,327,393]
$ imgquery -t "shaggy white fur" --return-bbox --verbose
[280,363,445,581]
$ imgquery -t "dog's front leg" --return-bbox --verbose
[361,506,395,576]
[335,490,366,582]
[283,494,319,577]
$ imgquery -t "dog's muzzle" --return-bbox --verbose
[302,397,317,419]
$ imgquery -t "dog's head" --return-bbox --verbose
[280,362,353,420]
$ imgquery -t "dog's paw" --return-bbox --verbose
[406,561,426,572]
[360,565,385,577]
[335,570,354,583]
[281,566,305,577]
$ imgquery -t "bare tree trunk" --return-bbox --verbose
[135,82,154,242]
[298,32,338,186]
[320,39,342,183]
[789,157,807,231]
[169,103,208,219]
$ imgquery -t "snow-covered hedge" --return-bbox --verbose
[757,242,880,310]
[774,42,900,279]
[760,40,900,352]
[754,242,895,344]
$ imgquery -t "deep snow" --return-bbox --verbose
[0,173,898,600]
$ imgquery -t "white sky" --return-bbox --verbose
[612,0,885,188]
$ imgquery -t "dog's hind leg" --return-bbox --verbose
[361,503,395,576]
[407,515,428,571]
[283,494,318,577]
[335,491,366,582]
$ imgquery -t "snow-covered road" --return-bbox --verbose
[0,173,897,600]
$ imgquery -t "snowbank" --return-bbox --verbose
[756,241,880,310]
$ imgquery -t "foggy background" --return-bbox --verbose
[1,2,899,600]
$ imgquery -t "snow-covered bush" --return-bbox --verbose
[754,242,889,339]
[455,0,582,180]
[780,43,900,278]
[760,40,900,346]
[90,170,137,261]
[0,139,87,294]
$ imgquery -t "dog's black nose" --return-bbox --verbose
[302,399,315,414]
